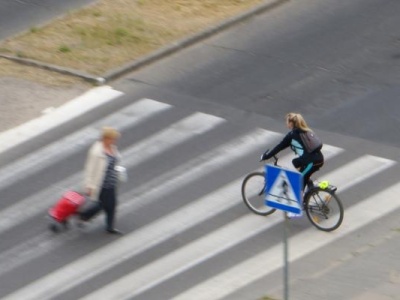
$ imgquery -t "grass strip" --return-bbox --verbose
[0,0,262,81]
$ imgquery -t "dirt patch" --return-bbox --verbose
[0,76,87,131]
[0,0,262,79]
[0,59,89,132]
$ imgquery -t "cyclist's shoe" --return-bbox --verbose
[286,212,302,219]
[106,228,123,235]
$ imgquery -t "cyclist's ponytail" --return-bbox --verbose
[286,112,311,132]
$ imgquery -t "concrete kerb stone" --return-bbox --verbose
[0,54,104,85]
[0,0,287,85]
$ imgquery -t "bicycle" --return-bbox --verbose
[241,153,344,232]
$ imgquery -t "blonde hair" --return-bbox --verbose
[101,127,120,139]
[286,113,311,131]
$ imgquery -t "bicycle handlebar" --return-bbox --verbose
[260,149,279,166]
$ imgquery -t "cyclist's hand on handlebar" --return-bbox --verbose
[260,151,270,162]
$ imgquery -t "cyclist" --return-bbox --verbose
[261,112,324,191]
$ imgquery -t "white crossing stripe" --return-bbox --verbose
[0,111,223,236]
[0,111,224,275]
[81,214,284,300]
[0,129,286,300]
[315,155,396,190]
[171,181,400,300]
[0,99,393,300]
[116,128,281,213]
[0,128,283,280]
[77,155,396,299]
[0,179,247,300]
[0,98,171,190]
[0,86,123,154]
[121,111,226,165]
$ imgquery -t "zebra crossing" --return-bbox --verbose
[0,96,398,300]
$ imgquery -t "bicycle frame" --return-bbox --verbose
[242,152,344,231]
[265,154,338,196]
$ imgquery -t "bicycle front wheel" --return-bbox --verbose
[241,172,276,216]
[304,187,344,232]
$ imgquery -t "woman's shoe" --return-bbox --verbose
[106,228,123,235]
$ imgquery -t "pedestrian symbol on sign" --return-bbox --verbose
[280,178,289,202]
[265,165,302,214]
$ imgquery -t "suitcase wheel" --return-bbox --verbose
[49,223,60,233]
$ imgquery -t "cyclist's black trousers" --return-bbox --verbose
[292,151,324,189]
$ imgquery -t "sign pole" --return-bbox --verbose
[265,164,302,300]
[283,212,289,300]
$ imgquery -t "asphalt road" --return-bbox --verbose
[117,0,400,148]
[0,0,95,40]
[0,0,399,299]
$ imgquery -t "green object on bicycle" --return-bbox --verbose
[318,180,329,189]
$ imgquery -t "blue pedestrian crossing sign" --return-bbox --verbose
[264,165,303,214]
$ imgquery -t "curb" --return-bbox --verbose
[103,0,288,82]
[0,54,105,85]
[0,0,287,84]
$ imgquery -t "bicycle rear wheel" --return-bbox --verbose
[304,187,344,232]
[241,172,276,216]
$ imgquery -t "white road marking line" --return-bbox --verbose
[81,214,283,300]
[0,98,171,190]
[78,154,395,299]
[0,179,246,300]
[0,86,123,154]
[316,155,396,191]
[0,129,283,300]
[171,181,400,300]
[0,111,223,235]
[117,128,281,213]
[5,113,384,300]
[121,111,226,164]
[0,128,281,279]
[0,112,225,275]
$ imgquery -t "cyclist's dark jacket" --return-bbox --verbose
[265,128,324,188]
[265,128,310,159]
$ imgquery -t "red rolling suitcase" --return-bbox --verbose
[48,190,86,232]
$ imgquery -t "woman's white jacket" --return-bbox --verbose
[84,141,121,200]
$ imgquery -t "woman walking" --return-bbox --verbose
[81,127,123,234]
